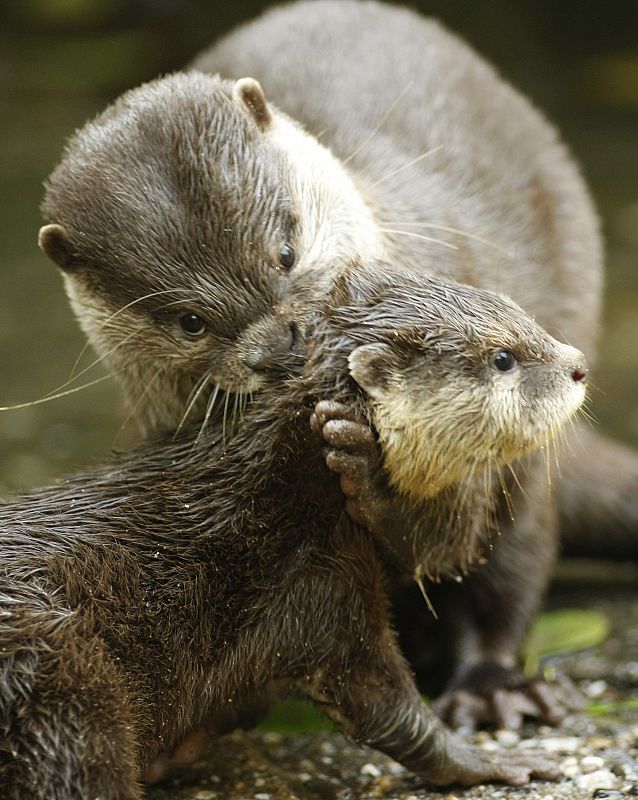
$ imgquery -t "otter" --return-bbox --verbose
[37,0,634,728]
[0,264,586,797]
[38,71,380,437]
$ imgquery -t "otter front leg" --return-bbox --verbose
[296,541,559,787]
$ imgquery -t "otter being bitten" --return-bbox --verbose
[0,265,584,798]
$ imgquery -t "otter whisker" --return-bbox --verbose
[495,462,516,523]
[379,228,458,251]
[221,391,232,446]
[414,573,438,620]
[68,289,189,381]
[504,460,528,502]
[54,327,146,394]
[176,372,212,439]
[0,375,111,411]
[378,220,514,258]
[369,144,444,189]
[195,383,222,445]
[343,81,414,166]
[113,367,163,447]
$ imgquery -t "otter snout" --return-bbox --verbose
[572,364,588,383]
[564,348,589,386]
[238,317,299,375]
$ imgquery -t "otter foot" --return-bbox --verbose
[434,663,584,730]
[426,736,560,787]
[310,400,388,529]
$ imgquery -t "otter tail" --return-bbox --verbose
[558,428,638,559]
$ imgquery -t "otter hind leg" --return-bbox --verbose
[0,604,141,800]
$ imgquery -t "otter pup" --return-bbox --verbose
[0,265,586,798]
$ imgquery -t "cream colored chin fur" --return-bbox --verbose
[370,365,586,503]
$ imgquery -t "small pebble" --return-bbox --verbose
[576,769,618,792]
[582,755,606,773]
[360,762,382,778]
[586,679,608,698]
[495,729,520,747]
[193,793,217,800]
[561,757,580,779]
[298,772,312,783]
[540,736,580,753]
[254,794,271,800]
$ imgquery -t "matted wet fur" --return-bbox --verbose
[0,265,587,797]
[37,0,636,729]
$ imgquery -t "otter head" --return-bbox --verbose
[334,267,588,501]
[39,72,350,435]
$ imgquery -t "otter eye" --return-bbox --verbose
[179,313,207,337]
[492,350,517,372]
[279,243,296,271]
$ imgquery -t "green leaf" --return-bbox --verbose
[522,608,610,676]
[257,698,334,734]
[586,698,638,716]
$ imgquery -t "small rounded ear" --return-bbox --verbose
[232,77,272,130]
[348,343,397,400]
[38,224,76,271]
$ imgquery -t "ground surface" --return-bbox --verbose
[148,579,638,800]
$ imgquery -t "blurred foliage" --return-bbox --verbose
[522,609,610,676]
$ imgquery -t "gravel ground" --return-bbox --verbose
[148,581,638,800]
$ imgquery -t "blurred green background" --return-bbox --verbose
[1,0,637,493]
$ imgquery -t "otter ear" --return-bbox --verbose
[348,344,398,400]
[233,77,272,131]
[38,224,76,271]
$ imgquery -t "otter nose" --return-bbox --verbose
[248,323,297,372]
[571,364,588,384]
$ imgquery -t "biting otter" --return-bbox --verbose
[37,0,630,729]
[0,264,584,797]
[39,71,380,436]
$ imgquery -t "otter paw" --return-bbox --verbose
[310,401,384,519]
[434,663,584,730]
[425,736,559,787]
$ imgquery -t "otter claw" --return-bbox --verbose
[435,666,585,731]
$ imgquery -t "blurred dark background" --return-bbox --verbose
[1,0,637,492]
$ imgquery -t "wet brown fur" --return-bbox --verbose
[37,0,635,727]
[0,267,570,797]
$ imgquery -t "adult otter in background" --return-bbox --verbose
[38,0,636,728]
[0,265,585,797]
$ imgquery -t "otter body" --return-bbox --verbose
[0,266,582,797]
[38,1,629,726]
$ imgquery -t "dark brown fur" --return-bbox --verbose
[37,1,634,730]
[0,267,568,797]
